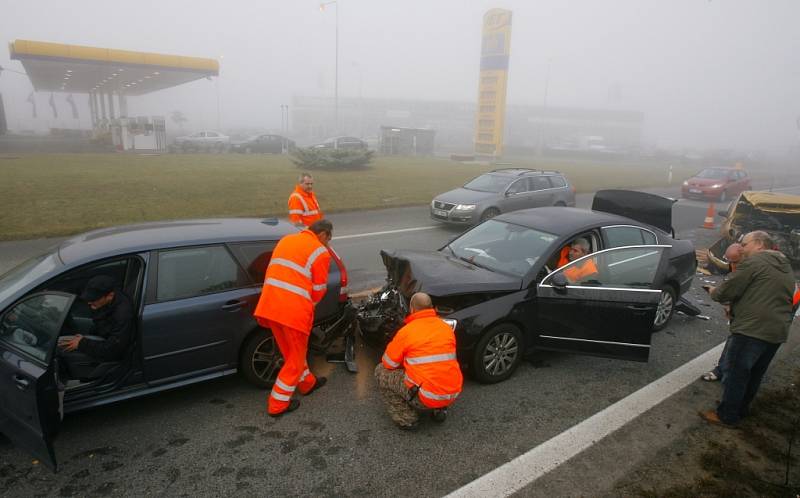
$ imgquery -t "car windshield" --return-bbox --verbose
[444,220,558,277]
[463,174,511,193]
[695,168,729,179]
[0,252,61,306]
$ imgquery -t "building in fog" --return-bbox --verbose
[379,126,436,155]
[291,95,643,155]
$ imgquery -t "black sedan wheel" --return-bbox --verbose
[653,286,676,331]
[240,329,284,388]
[471,323,523,384]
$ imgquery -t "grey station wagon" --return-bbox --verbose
[431,168,576,225]
[0,218,354,471]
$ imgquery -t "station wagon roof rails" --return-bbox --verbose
[490,168,537,175]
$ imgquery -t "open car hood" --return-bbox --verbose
[379,249,522,297]
[592,189,675,234]
[739,191,800,214]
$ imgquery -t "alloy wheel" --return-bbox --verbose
[252,336,283,383]
[482,332,519,377]
[654,290,674,328]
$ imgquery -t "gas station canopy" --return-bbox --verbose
[9,39,219,96]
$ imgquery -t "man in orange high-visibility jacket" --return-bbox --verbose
[562,238,598,283]
[374,292,463,430]
[254,219,333,417]
[288,172,323,227]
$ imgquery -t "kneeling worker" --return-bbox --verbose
[374,292,463,430]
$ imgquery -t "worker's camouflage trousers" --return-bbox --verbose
[374,363,427,427]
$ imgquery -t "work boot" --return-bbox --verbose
[269,399,300,418]
[304,376,327,395]
[431,409,448,423]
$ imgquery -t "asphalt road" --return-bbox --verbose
[1,183,798,496]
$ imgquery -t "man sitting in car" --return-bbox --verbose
[58,275,134,380]
[560,238,599,283]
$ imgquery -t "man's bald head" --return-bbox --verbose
[724,243,744,264]
[409,292,433,313]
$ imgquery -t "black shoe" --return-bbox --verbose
[431,409,448,423]
[398,422,419,432]
[304,377,327,395]
[269,399,300,418]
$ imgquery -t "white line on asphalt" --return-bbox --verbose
[335,225,440,240]
[445,342,726,498]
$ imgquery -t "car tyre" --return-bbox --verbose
[470,323,524,384]
[653,285,677,332]
[240,328,284,388]
[554,201,566,207]
[480,207,500,223]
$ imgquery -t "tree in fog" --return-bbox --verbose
[170,110,188,133]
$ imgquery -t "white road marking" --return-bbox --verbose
[445,341,726,498]
[334,225,440,240]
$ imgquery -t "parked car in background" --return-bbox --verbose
[230,134,295,154]
[173,130,230,152]
[0,218,354,470]
[313,136,367,150]
[430,168,576,225]
[360,190,696,385]
[681,167,751,202]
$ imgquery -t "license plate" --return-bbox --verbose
[689,189,702,194]
[433,209,448,217]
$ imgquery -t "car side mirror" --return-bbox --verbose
[550,273,568,293]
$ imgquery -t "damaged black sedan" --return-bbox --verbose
[359,190,696,384]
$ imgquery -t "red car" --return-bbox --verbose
[681,167,751,202]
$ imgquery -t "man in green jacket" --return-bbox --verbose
[700,230,795,426]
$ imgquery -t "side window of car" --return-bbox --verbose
[228,242,276,283]
[603,226,651,247]
[156,246,249,302]
[545,247,664,289]
[548,176,567,188]
[197,132,206,138]
[530,176,552,191]
[507,179,528,195]
[0,293,73,363]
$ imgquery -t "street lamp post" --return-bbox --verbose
[216,55,224,131]
[538,57,553,156]
[320,1,338,134]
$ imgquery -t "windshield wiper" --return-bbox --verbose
[458,256,491,271]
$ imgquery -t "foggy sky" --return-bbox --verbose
[1,0,799,151]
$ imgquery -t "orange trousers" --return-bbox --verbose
[265,320,318,415]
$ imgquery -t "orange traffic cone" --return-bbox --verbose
[702,202,716,229]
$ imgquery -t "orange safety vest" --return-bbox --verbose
[793,286,800,309]
[288,186,323,227]
[557,246,570,268]
[381,308,463,409]
[254,230,331,333]
[564,258,598,282]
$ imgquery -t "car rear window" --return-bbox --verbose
[548,176,567,188]
[229,242,275,282]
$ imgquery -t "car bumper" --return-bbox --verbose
[430,208,477,224]
[681,187,723,200]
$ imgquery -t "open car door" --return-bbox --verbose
[535,246,669,361]
[0,291,75,471]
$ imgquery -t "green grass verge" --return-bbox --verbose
[0,153,701,240]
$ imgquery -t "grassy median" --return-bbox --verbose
[0,153,701,240]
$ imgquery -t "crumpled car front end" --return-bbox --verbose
[719,191,800,267]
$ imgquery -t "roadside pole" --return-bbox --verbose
[667,165,673,185]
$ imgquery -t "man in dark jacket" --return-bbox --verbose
[58,275,134,379]
[700,231,795,426]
